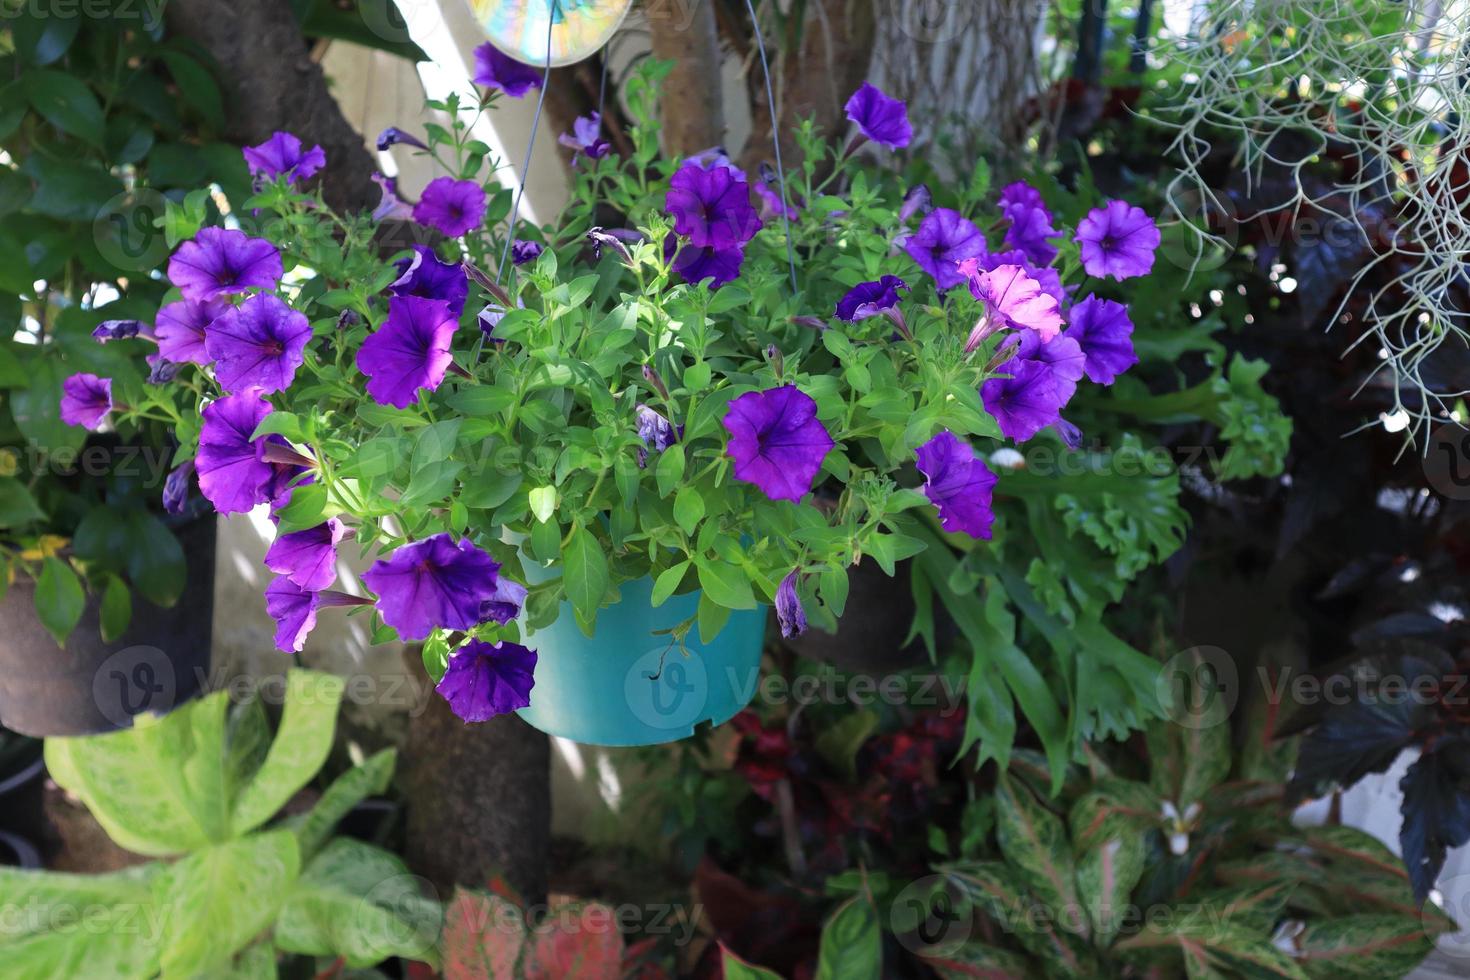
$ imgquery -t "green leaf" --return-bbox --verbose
[529,485,558,523]
[814,709,878,781]
[920,943,1034,980]
[1295,915,1434,978]
[23,70,104,145]
[698,591,732,644]
[154,831,302,977]
[230,671,345,836]
[651,561,690,607]
[293,749,396,859]
[0,864,163,979]
[695,556,756,610]
[721,946,784,980]
[673,487,705,535]
[35,557,84,647]
[816,896,881,980]
[561,526,609,632]
[99,576,132,644]
[995,774,1087,938]
[274,838,442,969]
[125,513,186,607]
[1070,793,1146,945]
[159,50,225,131]
[655,443,686,498]
[0,476,43,528]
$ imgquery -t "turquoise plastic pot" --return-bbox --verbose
[515,576,767,747]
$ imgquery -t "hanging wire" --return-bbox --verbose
[496,6,558,284]
[743,0,799,296]
[598,45,611,117]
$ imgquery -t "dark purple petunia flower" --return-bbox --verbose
[60,373,113,430]
[155,298,227,365]
[92,319,147,343]
[205,293,312,395]
[961,261,1065,348]
[844,82,913,149]
[168,228,283,304]
[436,639,538,723]
[686,146,740,173]
[146,353,181,386]
[1064,296,1137,384]
[413,177,488,238]
[1075,200,1161,280]
[473,43,544,98]
[195,390,273,514]
[265,518,347,592]
[243,131,326,186]
[636,404,680,467]
[835,276,908,325]
[511,240,544,266]
[477,304,509,342]
[721,386,835,503]
[259,435,316,512]
[775,570,807,638]
[916,430,998,540]
[357,296,457,409]
[372,173,415,223]
[362,533,502,641]
[391,245,469,316]
[998,182,1062,267]
[673,243,746,288]
[981,359,1065,443]
[265,576,318,653]
[163,460,194,515]
[377,127,428,152]
[1001,330,1086,408]
[665,162,762,251]
[558,112,611,162]
[481,577,528,625]
[906,208,986,291]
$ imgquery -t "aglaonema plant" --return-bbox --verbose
[0,670,442,978]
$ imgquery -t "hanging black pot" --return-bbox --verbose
[0,513,218,738]
[780,558,929,673]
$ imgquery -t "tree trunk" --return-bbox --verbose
[649,0,727,156]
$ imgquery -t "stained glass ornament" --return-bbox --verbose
[466,0,633,68]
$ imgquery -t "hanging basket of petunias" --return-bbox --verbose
[65,55,1161,750]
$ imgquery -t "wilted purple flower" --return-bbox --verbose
[195,391,273,514]
[205,293,312,394]
[60,373,113,430]
[673,243,746,289]
[722,386,835,503]
[372,173,415,223]
[558,112,610,162]
[1064,296,1138,384]
[775,571,807,638]
[146,353,181,386]
[473,43,543,97]
[835,276,908,325]
[961,261,1065,348]
[357,296,457,409]
[587,227,636,265]
[481,577,528,625]
[844,82,912,149]
[92,319,146,343]
[363,533,503,641]
[377,127,428,152]
[916,430,998,540]
[155,298,226,365]
[899,184,932,223]
[981,359,1065,443]
[391,245,469,316]
[1075,200,1160,280]
[265,519,347,592]
[1001,330,1086,408]
[413,177,488,238]
[477,304,509,342]
[666,162,762,251]
[168,228,283,303]
[243,131,326,186]
[998,182,1061,266]
[636,404,680,467]
[906,208,986,291]
[511,240,544,266]
[436,640,537,722]
[162,460,194,515]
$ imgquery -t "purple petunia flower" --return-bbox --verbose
[413,177,488,238]
[961,261,1065,348]
[636,404,680,467]
[665,162,762,251]
[391,245,469,317]
[721,386,835,503]
[243,131,326,186]
[1075,200,1161,280]
[481,577,528,625]
[168,228,283,304]
[265,518,347,592]
[92,319,147,343]
[265,576,319,653]
[906,208,986,291]
[195,390,273,514]
[146,354,180,386]
[753,163,799,221]
[1001,330,1086,408]
[155,298,227,365]
[998,182,1062,266]
[835,276,908,325]
[59,373,113,430]
[511,240,544,266]
[1064,296,1138,385]
[971,248,1067,308]
[163,460,194,515]
[844,82,913,149]
[377,127,428,152]
[916,430,998,540]
[900,184,932,223]
[473,43,544,98]
[673,243,746,289]
[436,640,538,723]
[558,112,611,162]
[981,359,1065,443]
[205,293,312,394]
[259,435,315,512]
[775,570,806,638]
[372,173,415,223]
[362,533,502,641]
[357,296,458,409]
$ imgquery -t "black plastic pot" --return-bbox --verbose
[0,514,217,738]
[0,829,42,869]
[0,728,46,842]
[780,558,929,673]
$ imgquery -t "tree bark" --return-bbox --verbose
[649,0,727,156]
[164,0,383,215]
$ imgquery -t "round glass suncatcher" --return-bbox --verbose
[466,0,633,68]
